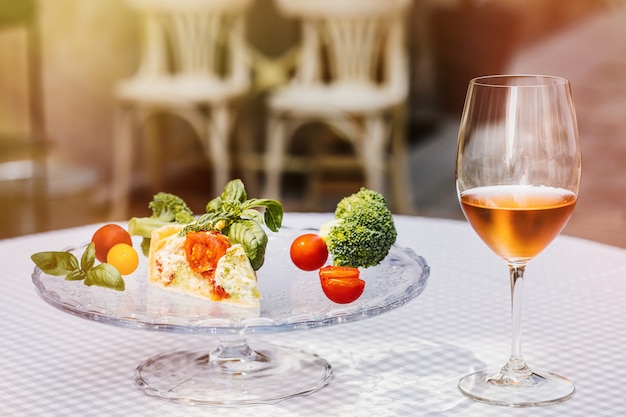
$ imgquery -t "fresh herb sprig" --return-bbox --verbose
[31,242,125,291]
[181,179,283,270]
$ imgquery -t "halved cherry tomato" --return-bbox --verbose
[319,266,364,304]
[184,231,230,273]
[290,234,328,271]
[91,224,132,263]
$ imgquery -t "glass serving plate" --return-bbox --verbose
[32,226,430,406]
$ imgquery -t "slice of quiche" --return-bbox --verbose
[147,224,260,308]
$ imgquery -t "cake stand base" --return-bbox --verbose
[135,338,333,406]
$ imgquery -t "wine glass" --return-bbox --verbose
[455,75,581,407]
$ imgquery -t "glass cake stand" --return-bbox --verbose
[32,226,430,407]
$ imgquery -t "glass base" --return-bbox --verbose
[135,339,333,406]
[458,368,575,407]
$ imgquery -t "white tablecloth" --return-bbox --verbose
[2,213,625,416]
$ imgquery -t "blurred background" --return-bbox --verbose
[0,0,624,248]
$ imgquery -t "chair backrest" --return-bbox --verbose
[275,0,409,98]
[125,0,253,84]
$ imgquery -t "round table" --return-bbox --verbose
[2,213,625,416]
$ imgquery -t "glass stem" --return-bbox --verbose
[504,264,532,379]
[209,337,270,375]
[210,337,255,363]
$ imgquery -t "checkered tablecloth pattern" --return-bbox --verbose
[2,213,626,416]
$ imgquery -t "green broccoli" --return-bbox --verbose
[148,192,195,224]
[320,188,397,268]
[128,192,195,256]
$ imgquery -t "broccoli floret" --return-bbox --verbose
[149,192,195,224]
[320,188,397,268]
[128,192,194,256]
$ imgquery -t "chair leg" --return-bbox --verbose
[206,105,231,194]
[389,104,413,214]
[143,113,165,193]
[361,111,413,214]
[110,106,134,220]
[361,115,387,195]
[235,109,261,197]
[264,114,286,200]
[32,144,49,231]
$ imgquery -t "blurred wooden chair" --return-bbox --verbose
[263,0,412,212]
[0,0,48,234]
[111,0,253,219]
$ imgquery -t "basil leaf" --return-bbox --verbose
[205,196,222,213]
[221,179,247,203]
[244,199,283,232]
[187,179,282,270]
[241,199,283,232]
[81,242,96,272]
[240,208,264,224]
[227,220,268,270]
[31,252,79,276]
[84,264,125,291]
[66,269,86,281]
[262,200,283,232]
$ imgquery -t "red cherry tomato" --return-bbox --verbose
[319,266,364,304]
[290,234,329,271]
[91,224,133,263]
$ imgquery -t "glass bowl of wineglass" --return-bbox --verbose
[455,74,581,407]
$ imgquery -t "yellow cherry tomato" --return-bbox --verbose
[106,243,139,275]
